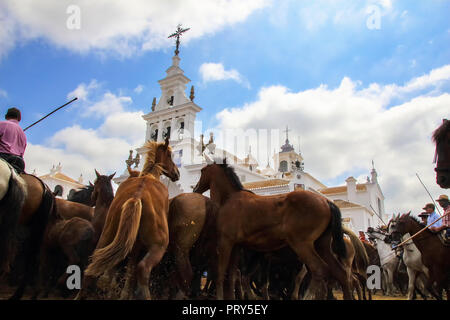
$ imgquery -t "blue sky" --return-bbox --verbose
[0,0,449,215]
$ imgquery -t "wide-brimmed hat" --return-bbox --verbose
[418,212,429,218]
[436,195,449,202]
[422,203,435,210]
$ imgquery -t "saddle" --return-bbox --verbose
[0,154,25,174]
[437,231,450,247]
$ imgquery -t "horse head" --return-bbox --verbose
[433,119,450,188]
[91,169,115,205]
[141,137,180,182]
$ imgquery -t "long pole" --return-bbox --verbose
[23,97,78,132]
[370,204,387,226]
[393,210,450,249]
[416,172,442,216]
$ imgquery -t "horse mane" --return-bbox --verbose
[215,158,254,193]
[432,119,449,144]
[139,140,172,178]
[401,213,426,229]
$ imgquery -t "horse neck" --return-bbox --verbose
[209,172,240,206]
[92,190,113,236]
[375,238,395,264]
[404,218,436,253]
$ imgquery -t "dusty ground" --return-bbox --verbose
[0,284,424,301]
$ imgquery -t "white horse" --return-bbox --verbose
[388,217,430,300]
[366,227,399,296]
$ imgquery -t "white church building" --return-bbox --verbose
[110,50,388,235]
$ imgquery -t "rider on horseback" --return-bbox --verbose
[0,107,27,173]
[432,195,450,239]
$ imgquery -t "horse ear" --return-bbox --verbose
[95,169,100,178]
[109,172,116,180]
[407,211,411,216]
[89,181,94,187]
[164,136,169,149]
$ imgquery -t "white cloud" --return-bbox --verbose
[0,88,7,98]
[0,0,268,59]
[25,84,146,185]
[199,62,250,88]
[83,92,132,117]
[67,79,99,101]
[134,84,144,94]
[214,64,450,216]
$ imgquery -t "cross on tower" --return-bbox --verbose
[168,24,190,56]
[284,125,291,142]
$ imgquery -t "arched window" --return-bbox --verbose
[279,160,288,172]
[54,185,63,197]
[150,125,158,141]
[163,122,171,140]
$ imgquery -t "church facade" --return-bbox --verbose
[110,50,388,235]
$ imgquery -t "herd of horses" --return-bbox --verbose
[0,119,448,300]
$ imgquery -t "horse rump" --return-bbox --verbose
[85,198,142,277]
[0,169,26,274]
[328,200,347,260]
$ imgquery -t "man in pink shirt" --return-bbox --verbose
[0,107,27,172]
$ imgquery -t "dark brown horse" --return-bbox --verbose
[390,212,450,300]
[193,159,351,300]
[163,193,218,299]
[2,169,56,299]
[67,184,94,205]
[34,170,115,298]
[0,159,27,276]
[433,118,450,188]
[90,169,115,242]
[76,138,179,300]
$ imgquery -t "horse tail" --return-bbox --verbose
[10,180,55,300]
[85,197,142,277]
[0,168,26,273]
[342,226,369,267]
[328,200,347,260]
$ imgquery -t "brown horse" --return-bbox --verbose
[433,118,450,188]
[0,159,27,277]
[90,169,115,242]
[390,212,450,300]
[35,170,116,298]
[161,193,218,299]
[193,159,351,300]
[55,198,94,221]
[76,138,179,300]
[3,169,56,300]
[343,227,371,300]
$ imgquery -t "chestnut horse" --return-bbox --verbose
[76,138,179,300]
[193,160,350,300]
[433,118,450,188]
[390,212,450,300]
